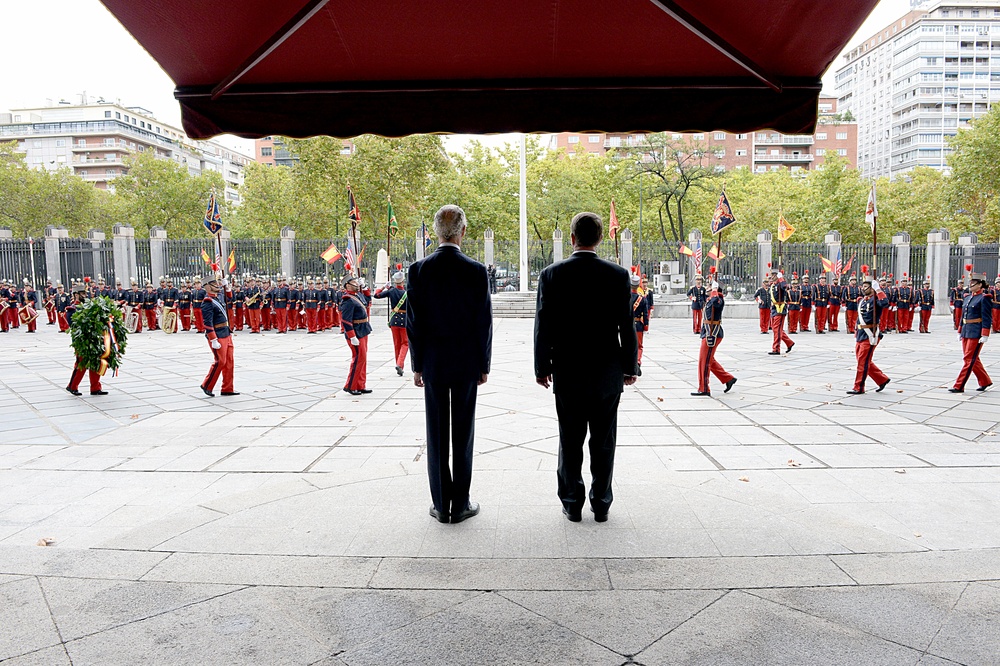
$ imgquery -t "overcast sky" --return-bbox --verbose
[1,0,913,156]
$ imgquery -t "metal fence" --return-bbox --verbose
[775,242,825,280]
[135,239,152,286]
[58,238,115,286]
[163,238,217,280]
[973,242,1000,280]
[841,243,895,280]
[909,244,928,283]
[0,238,46,287]
[231,239,281,277]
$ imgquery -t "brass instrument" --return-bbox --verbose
[244,291,260,307]
[161,306,177,334]
[124,305,140,333]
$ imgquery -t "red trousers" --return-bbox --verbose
[331,306,341,328]
[68,358,103,393]
[799,306,812,331]
[193,308,205,332]
[144,309,157,331]
[248,308,261,333]
[46,305,56,324]
[345,336,368,390]
[829,304,841,331]
[0,308,9,332]
[846,309,858,333]
[233,307,244,331]
[993,307,1000,333]
[758,309,770,333]
[262,307,272,331]
[787,310,799,333]
[203,336,235,393]
[691,308,703,334]
[57,311,69,332]
[9,308,19,328]
[902,309,915,332]
[275,308,287,333]
[854,339,889,392]
[179,308,191,331]
[391,326,409,368]
[879,308,892,332]
[771,314,793,352]
[306,308,318,332]
[636,330,644,365]
[814,306,828,332]
[954,337,991,391]
[227,307,235,330]
[919,309,932,333]
[697,337,734,394]
[952,307,962,330]
[288,309,299,331]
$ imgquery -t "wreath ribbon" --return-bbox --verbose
[98,316,121,377]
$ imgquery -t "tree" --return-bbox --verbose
[229,163,300,238]
[948,105,1000,240]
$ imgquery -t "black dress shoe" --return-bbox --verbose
[637,366,642,376]
[562,507,582,523]
[395,365,404,376]
[429,506,450,524]
[768,351,781,355]
[787,343,795,353]
[90,390,108,396]
[690,391,711,397]
[846,389,864,395]
[359,389,373,394]
[948,388,964,394]
[451,501,480,524]
[201,385,215,397]
[977,383,993,392]
[876,379,890,393]
[65,387,82,396]
[221,391,241,396]
[343,388,363,396]
[590,507,608,523]
[816,330,825,334]
[725,378,737,393]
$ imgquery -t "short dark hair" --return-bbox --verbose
[571,212,602,247]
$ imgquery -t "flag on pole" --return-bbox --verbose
[777,214,795,242]
[678,243,694,257]
[693,238,703,274]
[202,191,223,235]
[321,243,342,264]
[820,254,836,273]
[865,182,878,231]
[200,248,212,265]
[344,242,356,269]
[348,184,361,228]
[833,248,843,276]
[387,196,398,237]
[609,199,620,240]
[227,249,236,272]
[357,243,367,265]
[422,223,432,248]
[707,243,726,261]
[710,190,737,235]
[841,254,855,276]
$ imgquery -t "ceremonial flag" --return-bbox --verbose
[344,243,356,269]
[202,191,223,235]
[227,249,236,272]
[357,243,367,265]
[609,199,620,240]
[678,242,694,257]
[200,248,212,265]
[865,182,878,231]
[710,190,737,235]
[348,184,361,227]
[833,248,843,276]
[693,237,703,274]
[841,254,855,276]
[321,243,342,264]
[777,214,795,242]
[707,243,726,261]
[387,196,399,237]
[820,254,836,273]
[422,223,432,248]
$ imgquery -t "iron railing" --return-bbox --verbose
[0,238,46,288]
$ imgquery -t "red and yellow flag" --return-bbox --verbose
[609,199,620,240]
[777,214,795,242]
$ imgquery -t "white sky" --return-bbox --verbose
[1,0,913,155]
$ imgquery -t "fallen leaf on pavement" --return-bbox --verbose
[914,532,922,538]
[787,459,801,467]
[36,538,54,547]
[339,416,346,421]
[657,397,664,402]
[130,414,139,420]
[738,476,750,482]
[896,390,904,393]
[783,382,790,386]
[251,416,259,421]
[895,469,906,474]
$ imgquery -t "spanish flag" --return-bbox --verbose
[678,243,694,257]
[200,248,212,265]
[820,254,836,273]
[227,249,236,272]
[707,243,726,261]
[321,243,343,264]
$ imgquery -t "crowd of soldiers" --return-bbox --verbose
[0,278,44,333]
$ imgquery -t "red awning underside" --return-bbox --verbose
[99,0,878,139]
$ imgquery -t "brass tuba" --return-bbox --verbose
[161,306,177,334]
[124,305,140,333]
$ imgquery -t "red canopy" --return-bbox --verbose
[100,0,878,139]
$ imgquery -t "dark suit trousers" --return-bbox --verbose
[424,379,478,515]
[555,392,620,515]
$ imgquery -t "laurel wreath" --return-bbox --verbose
[69,296,129,374]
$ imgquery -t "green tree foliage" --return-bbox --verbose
[948,104,1000,240]
[229,162,300,238]
[112,151,225,238]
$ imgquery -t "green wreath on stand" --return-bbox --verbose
[69,296,129,375]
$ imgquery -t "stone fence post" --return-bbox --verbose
[44,225,62,287]
[757,230,772,281]
[620,229,633,271]
[926,229,951,315]
[552,229,563,263]
[416,227,425,261]
[280,226,295,278]
[824,230,842,283]
[149,227,167,284]
[112,224,137,286]
[484,228,494,267]
[687,228,702,286]
[892,231,911,284]
[88,230,106,282]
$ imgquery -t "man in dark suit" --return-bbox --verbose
[534,212,638,523]
[407,205,493,524]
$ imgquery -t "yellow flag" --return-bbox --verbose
[777,214,795,242]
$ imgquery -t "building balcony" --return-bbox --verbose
[753,153,815,162]
[77,172,122,181]
[72,156,126,166]
[755,135,815,146]
[71,143,129,152]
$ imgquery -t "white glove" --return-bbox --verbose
[777,272,784,280]
[350,336,360,346]
[358,278,366,288]
[957,333,963,343]
[210,339,221,350]
[950,305,955,312]
[711,281,720,291]
[981,336,989,346]
[222,278,229,288]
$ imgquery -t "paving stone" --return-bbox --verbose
[0,645,73,665]
[0,545,168,580]
[833,549,1000,585]
[371,557,611,591]
[0,577,62,660]
[607,555,855,589]
[141,552,379,587]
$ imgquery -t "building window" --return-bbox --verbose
[838,149,848,156]
[836,132,848,140]
[815,148,826,156]
[104,111,112,118]
[115,112,121,119]
[736,133,747,140]
[124,115,129,122]
[78,139,86,146]
[13,115,21,122]
[692,133,705,141]
[567,136,579,143]
[588,135,601,143]
[79,170,88,177]
[260,147,273,156]
[735,149,747,157]
[816,132,827,140]
[714,132,726,140]
[55,139,66,147]
[714,149,726,158]
[106,169,116,176]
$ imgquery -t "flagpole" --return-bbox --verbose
[386,195,391,278]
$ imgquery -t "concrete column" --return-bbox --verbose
[484,228,495,267]
[416,227,425,261]
[824,230,842,284]
[891,231,911,284]
[218,228,231,270]
[88,230,106,282]
[926,229,951,315]
[688,229,703,285]
[620,229,633,271]
[280,226,295,278]
[149,226,167,283]
[112,224,137,286]
[552,229,563,263]
[44,225,61,287]
[0,227,11,239]
[757,230,772,282]
[957,233,977,278]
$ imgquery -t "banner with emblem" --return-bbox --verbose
[387,196,399,237]
[202,191,223,235]
[777,214,795,242]
[865,182,878,232]
[710,190,737,236]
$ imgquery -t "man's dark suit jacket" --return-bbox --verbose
[534,251,638,397]
[406,245,493,384]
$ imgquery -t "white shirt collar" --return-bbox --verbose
[572,249,597,255]
[439,242,460,249]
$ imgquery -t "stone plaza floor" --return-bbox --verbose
[1,314,999,665]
